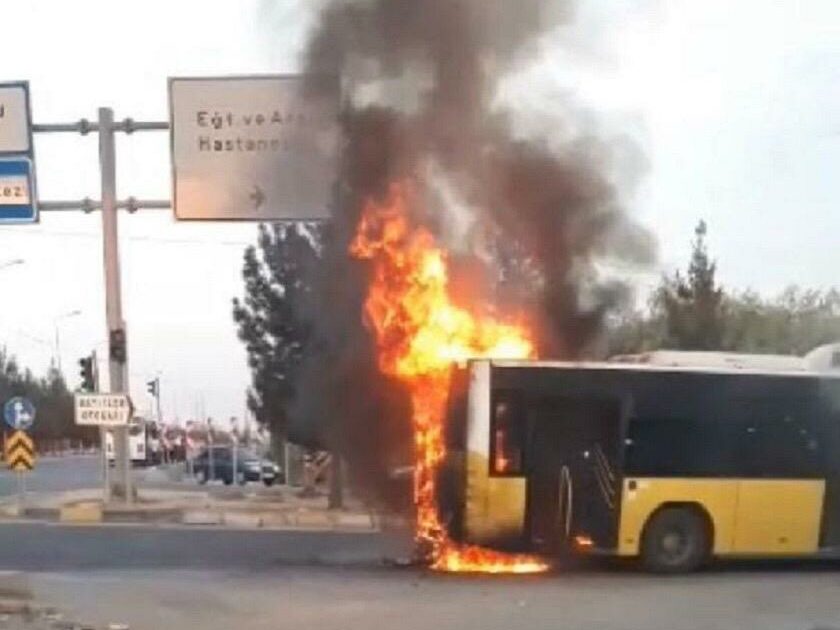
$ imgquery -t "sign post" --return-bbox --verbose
[87,349,111,503]
[97,107,133,505]
[4,397,36,510]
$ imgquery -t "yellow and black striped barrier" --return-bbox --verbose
[4,430,34,472]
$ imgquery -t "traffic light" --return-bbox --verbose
[109,328,127,364]
[146,378,158,397]
[79,356,95,392]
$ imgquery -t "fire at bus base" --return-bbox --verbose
[350,182,548,574]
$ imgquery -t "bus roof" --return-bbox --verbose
[608,350,805,371]
[485,358,840,380]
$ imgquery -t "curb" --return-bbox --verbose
[59,502,103,524]
[0,572,31,600]
[1,496,382,533]
[23,507,60,520]
[103,507,182,524]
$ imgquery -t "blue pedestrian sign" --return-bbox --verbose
[4,397,35,431]
[0,159,37,223]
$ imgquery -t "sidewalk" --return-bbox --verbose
[0,482,390,533]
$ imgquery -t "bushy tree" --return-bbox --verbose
[653,220,725,350]
[606,220,840,357]
[723,287,840,355]
[232,223,322,445]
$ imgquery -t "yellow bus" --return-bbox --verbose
[441,357,840,572]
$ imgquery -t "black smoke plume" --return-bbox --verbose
[288,0,654,505]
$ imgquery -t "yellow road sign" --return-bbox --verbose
[4,430,34,471]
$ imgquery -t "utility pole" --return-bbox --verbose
[31,110,167,503]
[155,379,162,425]
[98,107,132,504]
[147,377,162,423]
[92,349,110,503]
[328,453,344,509]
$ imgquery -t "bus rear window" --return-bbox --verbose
[490,391,525,475]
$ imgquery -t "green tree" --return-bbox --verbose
[232,223,321,448]
[723,287,840,355]
[653,220,725,350]
[604,219,840,357]
[605,307,665,357]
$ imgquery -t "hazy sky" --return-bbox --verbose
[0,0,837,423]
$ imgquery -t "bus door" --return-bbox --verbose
[526,397,622,554]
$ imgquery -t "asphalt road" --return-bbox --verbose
[28,565,840,630]
[3,461,840,630]
[0,455,101,496]
[0,522,410,570]
[0,522,839,630]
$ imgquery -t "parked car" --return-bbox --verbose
[192,446,281,486]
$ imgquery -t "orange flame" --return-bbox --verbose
[350,181,548,574]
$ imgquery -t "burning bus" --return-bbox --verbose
[438,353,840,572]
[346,180,840,574]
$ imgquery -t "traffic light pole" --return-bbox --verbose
[98,107,132,504]
[151,377,162,424]
[36,112,169,503]
[91,349,111,503]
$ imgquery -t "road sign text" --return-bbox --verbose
[74,394,132,427]
[169,75,340,221]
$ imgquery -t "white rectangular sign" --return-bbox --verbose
[169,75,340,221]
[74,394,133,427]
[0,84,31,154]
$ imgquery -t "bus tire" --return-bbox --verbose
[640,506,709,573]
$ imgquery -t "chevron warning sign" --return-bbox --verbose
[4,430,34,472]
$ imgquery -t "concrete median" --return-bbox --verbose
[0,485,382,534]
[58,502,102,524]
[0,571,31,600]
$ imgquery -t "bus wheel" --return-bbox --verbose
[641,507,709,573]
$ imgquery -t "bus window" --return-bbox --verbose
[625,417,740,477]
[737,399,822,478]
[490,392,524,475]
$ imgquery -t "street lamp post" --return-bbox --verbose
[54,309,82,373]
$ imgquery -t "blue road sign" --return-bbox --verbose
[0,158,37,223]
[3,397,36,431]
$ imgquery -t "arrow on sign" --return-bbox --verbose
[249,185,265,210]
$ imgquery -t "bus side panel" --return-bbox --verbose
[465,451,527,543]
[618,478,825,556]
[617,478,739,556]
[731,480,824,554]
[463,361,527,545]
